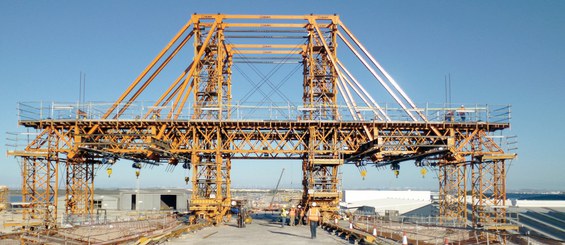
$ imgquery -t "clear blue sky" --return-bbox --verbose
[1,1,564,192]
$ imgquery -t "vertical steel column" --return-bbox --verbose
[65,158,95,223]
[302,21,338,120]
[189,16,231,224]
[20,127,59,229]
[438,162,467,226]
[472,159,507,228]
[301,19,341,219]
[302,126,341,220]
[190,153,228,224]
[224,46,232,119]
[193,19,228,120]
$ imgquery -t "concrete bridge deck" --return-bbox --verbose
[169,213,350,245]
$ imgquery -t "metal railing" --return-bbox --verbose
[350,214,506,244]
[16,101,511,124]
[60,210,175,227]
[5,131,41,152]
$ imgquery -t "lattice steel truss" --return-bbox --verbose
[19,126,60,228]
[8,14,515,233]
[65,159,95,220]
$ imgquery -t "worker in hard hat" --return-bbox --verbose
[280,205,288,228]
[289,205,296,226]
[459,105,466,122]
[307,202,321,239]
[298,205,305,225]
[230,201,241,228]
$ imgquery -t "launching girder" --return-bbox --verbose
[8,14,515,232]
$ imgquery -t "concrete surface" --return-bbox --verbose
[169,213,349,244]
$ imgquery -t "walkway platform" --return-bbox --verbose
[168,213,350,245]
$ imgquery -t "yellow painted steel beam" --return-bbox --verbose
[311,159,344,165]
[144,63,192,119]
[231,50,303,55]
[115,30,195,118]
[198,23,332,29]
[6,151,49,157]
[104,19,194,119]
[227,44,306,49]
[225,23,307,28]
[193,14,339,21]
[481,153,517,160]
[173,21,219,118]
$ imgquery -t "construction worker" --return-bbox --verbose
[238,206,246,228]
[445,110,454,122]
[280,205,287,228]
[459,105,466,122]
[298,205,305,225]
[289,205,296,226]
[307,202,321,239]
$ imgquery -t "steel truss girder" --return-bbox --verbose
[57,121,507,155]
[17,121,509,228]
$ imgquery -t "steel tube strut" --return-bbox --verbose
[337,61,387,121]
[336,31,417,121]
[338,22,427,121]
[103,19,194,119]
[173,21,219,119]
[144,63,193,119]
[116,31,195,118]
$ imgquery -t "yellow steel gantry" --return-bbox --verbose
[8,14,515,231]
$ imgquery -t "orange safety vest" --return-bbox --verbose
[289,208,296,216]
[307,207,320,221]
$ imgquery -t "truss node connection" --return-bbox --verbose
[8,14,515,234]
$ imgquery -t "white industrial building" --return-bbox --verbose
[94,195,119,210]
[56,194,119,211]
[341,190,432,215]
[55,189,189,212]
[119,189,189,211]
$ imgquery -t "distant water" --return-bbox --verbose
[10,195,22,202]
[506,193,565,201]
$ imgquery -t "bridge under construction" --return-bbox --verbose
[7,14,516,242]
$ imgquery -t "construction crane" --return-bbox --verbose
[267,168,285,210]
[7,14,516,235]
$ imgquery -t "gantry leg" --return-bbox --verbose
[190,152,231,224]
[302,127,342,220]
[20,127,60,229]
[438,162,467,226]
[471,159,507,228]
[21,157,58,229]
[64,158,95,224]
[302,158,342,220]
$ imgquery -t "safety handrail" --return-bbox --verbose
[16,101,512,124]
